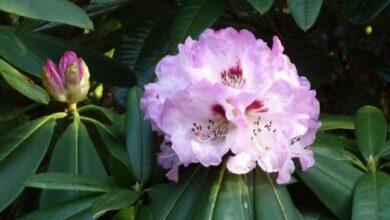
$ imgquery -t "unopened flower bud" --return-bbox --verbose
[42,51,90,106]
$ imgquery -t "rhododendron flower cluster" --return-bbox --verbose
[141,28,320,184]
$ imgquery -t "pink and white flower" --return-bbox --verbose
[141,27,320,184]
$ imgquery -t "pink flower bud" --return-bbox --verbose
[42,50,90,104]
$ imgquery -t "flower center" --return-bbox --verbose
[221,62,245,89]
[191,120,229,141]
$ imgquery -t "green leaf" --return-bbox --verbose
[114,6,169,86]
[19,195,98,220]
[319,114,355,131]
[23,172,113,192]
[346,0,390,24]
[112,205,153,220]
[169,0,225,53]
[0,28,44,78]
[0,26,137,86]
[297,154,363,220]
[92,122,136,187]
[40,117,107,207]
[92,189,139,218]
[126,87,155,183]
[248,0,275,14]
[0,103,40,122]
[355,105,387,161]
[286,0,323,31]
[148,166,208,219]
[113,206,135,220]
[0,0,93,29]
[313,133,357,161]
[254,170,302,220]
[197,165,253,219]
[352,171,390,220]
[78,105,119,123]
[0,59,49,104]
[0,116,55,212]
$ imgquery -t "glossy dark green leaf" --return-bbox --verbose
[0,27,44,78]
[20,195,98,220]
[23,172,113,192]
[92,189,139,218]
[0,115,56,212]
[197,166,252,220]
[0,27,136,86]
[355,105,387,161]
[346,0,390,23]
[0,103,40,122]
[254,170,301,220]
[313,133,357,161]
[126,87,155,183]
[169,0,225,53]
[78,105,119,123]
[319,114,355,131]
[40,118,107,207]
[298,154,363,220]
[112,205,153,220]
[287,0,323,31]
[0,59,49,104]
[93,122,136,187]
[148,166,208,219]
[114,6,168,86]
[248,0,275,14]
[0,0,93,29]
[352,171,390,220]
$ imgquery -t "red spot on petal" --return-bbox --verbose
[155,152,160,157]
[156,94,160,100]
[221,61,245,88]
[246,99,268,113]
[265,146,271,150]
[212,104,226,117]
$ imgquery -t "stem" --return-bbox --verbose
[67,102,78,112]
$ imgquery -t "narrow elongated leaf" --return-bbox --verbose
[352,171,390,220]
[0,103,40,122]
[0,0,93,29]
[287,0,323,31]
[319,114,355,131]
[113,205,153,220]
[78,105,119,123]
[23,172,113,192]
[40,118,107,207]
[255,170,301,220]
[0,27,136,86]
[92,189,139,218]
[126,87,155,183]
[355,105,387,161]
[248,0,275,14]
[0,59,49,104]
[18,30,136,86]
[114,6,168,86]
[298,154,363,220]
[346,0,390,23]
[197,165,253,220]
[148,166,208,219]
[20,195,98,220]
[0,28,44,78]
[169,0,225,53]
[0,116,55,212]
[313,133,357,161]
